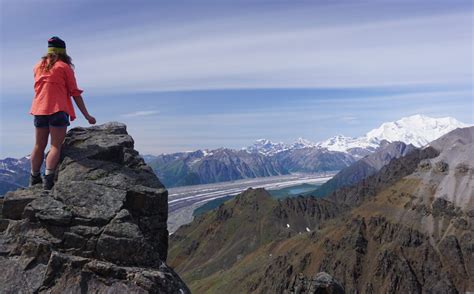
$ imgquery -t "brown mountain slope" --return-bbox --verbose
[170,182,472,293]
[168,127,474,293]
[169,188,344,280]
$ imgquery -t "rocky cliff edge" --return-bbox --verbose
[0,122,190,293]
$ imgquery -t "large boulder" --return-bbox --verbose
[0,122,190,293]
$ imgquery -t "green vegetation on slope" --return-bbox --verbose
[193,183,323,217]
[193,195,234,217]
[267,183,321,199]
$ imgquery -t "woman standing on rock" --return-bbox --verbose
[29,36,96,190]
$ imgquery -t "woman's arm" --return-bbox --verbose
[73,95,96,124]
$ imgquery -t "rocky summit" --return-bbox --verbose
[0,122,190,293]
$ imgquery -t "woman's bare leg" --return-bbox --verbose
[46,126,67,170]
[31,127,50,173]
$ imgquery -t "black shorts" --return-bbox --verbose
[34,111,70,128]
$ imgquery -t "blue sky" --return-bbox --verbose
[1,0,473,158]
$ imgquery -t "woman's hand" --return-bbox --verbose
[72,95,96,125]
[86,115,96,125]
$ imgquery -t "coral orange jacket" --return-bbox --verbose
[30,60,83,121]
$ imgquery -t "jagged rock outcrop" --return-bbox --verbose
[285,272,345,294]
[0,122,190,293]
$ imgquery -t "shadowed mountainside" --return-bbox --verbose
[314,141,416,197]
[149,148,289,187]
[149,147,353,188]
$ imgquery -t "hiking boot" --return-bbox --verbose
[29,173,43,186]
[43,174,55,190]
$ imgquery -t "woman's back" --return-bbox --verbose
[31,59,81,121]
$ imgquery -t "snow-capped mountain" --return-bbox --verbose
[244,139,289,156]
[245,137,317,155]
[246,115,469,160]
[316,135,379,153]
[245,115,469,158]
[0,156,31,175]
[365,114,470,147]
[290,137,317,149]
[317,114,470,153]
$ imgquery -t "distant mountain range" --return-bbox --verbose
[0,114,470,193]
[147,147,355,188]
[168,126,474,293]
[244,137,317,156]
[0,156,31,195]
[245,114,469,157]
[146,114,469,187]
[147,149,289,187]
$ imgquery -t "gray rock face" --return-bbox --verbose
[416,126,474,209]
[285,272,345,294]
[0,122,190,293]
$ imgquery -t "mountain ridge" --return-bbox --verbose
[168,126,474,293]
[146,114,468,187]
[314,141,417,197]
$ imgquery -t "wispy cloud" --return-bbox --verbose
[340,116,360,125]
[120,110,159,118]
[1,2,472,95]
